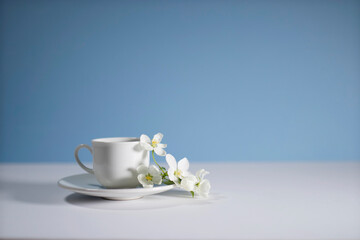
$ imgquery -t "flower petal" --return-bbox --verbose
[152,175,162,185]
[137,165,149,175]
[198,179,211,197]
[140,134,151,144]
[166,154,177,169]
[167,167,176,182]
[157,143,167,149]
[140,142,154,151]
[148,165,160,176]
[154,147,166,156]
[143,183,154,188]
[152,133,163,143]
[137,174,148,185]
[180,175,197,191]
[196,169,210,180]
[182,170,191,177]
[173,179,181,186]
[178,158,189,172]
[138,174,154,188]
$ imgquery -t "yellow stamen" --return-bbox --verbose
[151,140,158,148]
[145,174,153,181]
[174,169,182,178]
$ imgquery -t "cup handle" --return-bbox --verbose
[74,144,94,174]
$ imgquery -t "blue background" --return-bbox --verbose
[0,0,359,163]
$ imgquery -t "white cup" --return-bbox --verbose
[74,137,149,188]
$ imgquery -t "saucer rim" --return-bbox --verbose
[58,173,175,193]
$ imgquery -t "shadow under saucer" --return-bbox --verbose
[65,189,224,211]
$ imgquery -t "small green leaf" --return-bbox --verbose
[190,191,195,198]
[163,180,175,185]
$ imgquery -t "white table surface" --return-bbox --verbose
[0,161,359,240]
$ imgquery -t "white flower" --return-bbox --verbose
[140,133,167,156]
[165,154,190,185]
[180,169,211,197]
[194,169,211,197]
[137,165,162,188]
[180,175,197,191]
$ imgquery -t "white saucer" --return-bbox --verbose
[58,174,175,200]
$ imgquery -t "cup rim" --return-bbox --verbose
[92,137,139,144]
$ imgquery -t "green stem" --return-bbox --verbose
[152,150,166,175]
